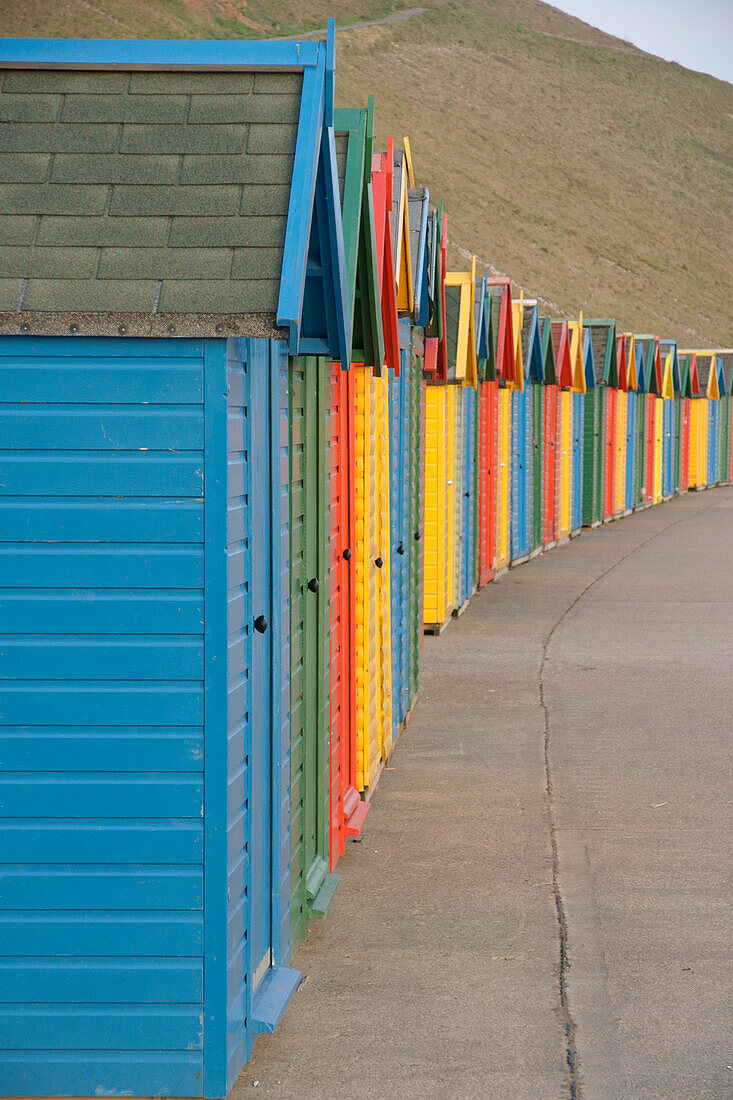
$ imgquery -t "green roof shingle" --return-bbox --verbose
[0,66,303,337]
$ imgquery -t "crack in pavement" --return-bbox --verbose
[536,494,720,1100]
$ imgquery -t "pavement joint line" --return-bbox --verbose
[536,492,720,1100]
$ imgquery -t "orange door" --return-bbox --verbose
[329,365,367,870]
[478,379,497,586]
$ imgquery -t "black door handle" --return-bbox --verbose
[375,556,384,569]
[254,615,268,634]
[342,547,352,561]
[397,542,405,555]
[307,577,319,594]
[464,491,470,498]
[414,532,421,541]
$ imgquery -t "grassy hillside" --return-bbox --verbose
[2,0,731,345]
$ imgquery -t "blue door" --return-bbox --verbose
[238,340,297,1066]
[389,338,410,733]
[249,340,274,998]
[511,387,528,560]
[572,393,584,532]
[662,400,673,497]
[626,392,636,511]
[707,401,718,486]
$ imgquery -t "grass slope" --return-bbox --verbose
[1,0,731,344]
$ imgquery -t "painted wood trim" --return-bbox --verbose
[202,337,229,1099]
[277,52,325,353]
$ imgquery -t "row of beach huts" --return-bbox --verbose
[0,26,731,1099]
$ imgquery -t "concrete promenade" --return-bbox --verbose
[237,487,733,1100]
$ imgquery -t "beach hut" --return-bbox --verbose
[350,141,395,788]
[423,206,453,631]
[683,352,704,489]
[715,357,728,485]
[623,334,638,513]
[567,317,586,536]
[510,297,530,564]
[636,336,662,505]
[584,321,616,526]
[475,274,498,586]
[444,264,478,610]
[661,339,681,496]
[388,141,429,736]
[540,317,558,546]
[719,354,733,485]
[402,148,428,709]
[328,103,383,869]
[551,320,574,542]
[678,353,694,493]
[486,278,515,574]
[613,336,628,517]
[0,30,356,1093]
[520,301,545,555]
[633,343,648,507]
[660,347,675,499]
[691,352,721,488]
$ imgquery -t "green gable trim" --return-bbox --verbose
[444,282,461,381]
[333,100,383,368]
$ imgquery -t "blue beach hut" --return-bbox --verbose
[0,29,350,1098]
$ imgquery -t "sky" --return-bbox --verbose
[553,0,732,84]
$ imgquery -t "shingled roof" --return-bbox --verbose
[0,34,350,362]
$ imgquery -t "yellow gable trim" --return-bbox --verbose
[661,353,674,400]
[446,271,478,387]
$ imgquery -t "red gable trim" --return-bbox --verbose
[688,352,700,397]
[551,319,573,389]
[616,335,628,391]
[371,139,400,375]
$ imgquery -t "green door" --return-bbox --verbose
[289,355,338,959]
[582,387,601,526]
[673,395,682,495]
[531,381,543,549]
[635,392,646,506]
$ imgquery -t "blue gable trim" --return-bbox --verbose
[717,357,726,397]
[0,36,321,68]
[583,328,596,387]
[278,27,350,367]
[525,308,544,381]
[415,190,431,327]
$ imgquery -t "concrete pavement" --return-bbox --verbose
[236,487,732,1100]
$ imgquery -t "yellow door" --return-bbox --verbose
[698,398,708,487]
[653,397,663,503]
[615,391,626,514]
[354,365,380,789]
[423,385,450,628]
[495,387,511,570]
[689,400,699,488]
[373,372,393,761]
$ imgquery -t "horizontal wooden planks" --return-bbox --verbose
[0,337,207,1078]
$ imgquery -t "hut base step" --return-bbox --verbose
[529,546,543,559]
[308,870,340,919]
[251,965,301,1034]
[452,598,470,618]
[510,554,530,567]
[344,791,370,837]
[424,615,452,636]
